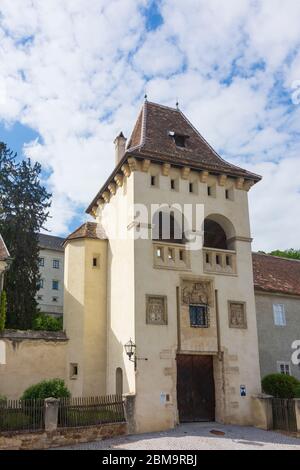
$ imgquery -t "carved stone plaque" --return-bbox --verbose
[146,295,167,325]
[228,301,247,329]
[181,279,213,306]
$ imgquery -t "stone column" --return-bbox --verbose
[251,394,273,430]
[123,394,136,435]
[44,398,59,432]
[294,399,300,432]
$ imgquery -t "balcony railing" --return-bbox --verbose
[203,247,237,276]
[153,242,191,271]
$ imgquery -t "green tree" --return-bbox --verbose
[0,290,7,331]
[269,249,300,260]
[0,142,51,329]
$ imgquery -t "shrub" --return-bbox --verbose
[32,313,63,331]
[262,373,300,398]
[294,384,300,398]
[21,379,71,400]
[0,290,7,331]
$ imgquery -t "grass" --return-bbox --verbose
[59,408,124,427]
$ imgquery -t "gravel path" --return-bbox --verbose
[55,423,300,450]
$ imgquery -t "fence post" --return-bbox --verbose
[44,398,59,432]
[294,399,300,432]
[123,394,136,435]
[251,394,273,430]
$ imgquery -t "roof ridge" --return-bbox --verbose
[178,109,261,178]
[146,101,180,112]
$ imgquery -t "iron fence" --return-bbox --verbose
[0,399,44,433]
[58,395,125,428]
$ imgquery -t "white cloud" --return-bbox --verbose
[0,0,299,250]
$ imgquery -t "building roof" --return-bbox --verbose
[87,101,261,214]
[0,234,10,261]
[64,222,107,245]
[38,233,65,252]
[127,101,261,180]
[252,252,300,297]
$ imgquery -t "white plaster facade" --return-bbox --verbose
[64,101,263,433]
[37,235,65,317]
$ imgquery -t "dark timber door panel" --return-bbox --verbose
[177,355,215,422]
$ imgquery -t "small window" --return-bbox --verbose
[225,189,229,199]
[189,304,209,328]
[38,258,44,267]
[52,296,58,302]
[207,186,212,196]
[52,280,59,291]
[150,175,156,187]
[277,362,291,375]
[189,182,194,193]
[273,304,286,326]
[38,279,44,290]
[53,259,60,269]
[70,363,78,379]
[206,253,210,264]
[171,179,175,190]
[174,134,186,148]
[92,256,100,268]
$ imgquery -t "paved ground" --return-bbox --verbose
[55,423,300,450]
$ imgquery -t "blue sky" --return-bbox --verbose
[0,0,300,250]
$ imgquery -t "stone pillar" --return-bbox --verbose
[44,398,59,432]
[294,399,300,432]
[251,394,273,430]
[123,394,136,435]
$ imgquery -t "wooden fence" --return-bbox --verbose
[272,398,297,433]
[58,395,125,428]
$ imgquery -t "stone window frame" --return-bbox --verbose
[146,294,168,326]
[228,300,247,329]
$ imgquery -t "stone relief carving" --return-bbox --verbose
[146,295,167,325]
[181,280,213,306]
[228,302,247,329]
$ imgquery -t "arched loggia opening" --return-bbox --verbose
[152,209,186,244]
[203,214,236,251]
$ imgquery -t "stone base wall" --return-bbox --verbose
[0,423,127,450]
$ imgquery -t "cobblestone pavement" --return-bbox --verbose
[55,423,300,450]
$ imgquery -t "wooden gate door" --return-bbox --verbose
[177,355,215,422]
[272,398,297,432]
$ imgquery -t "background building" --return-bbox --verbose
[37,234,65,317]
[0,234,10,293]
[253,252,300,380]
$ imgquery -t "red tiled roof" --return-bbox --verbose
[252,252,300,297]
[127,101,261,180]
[87,101,261,214]
[0,234,10,261]
[64,222,107,245]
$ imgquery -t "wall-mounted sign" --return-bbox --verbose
[240,385,246,397]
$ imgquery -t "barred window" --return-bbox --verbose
[189,304,209,328]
